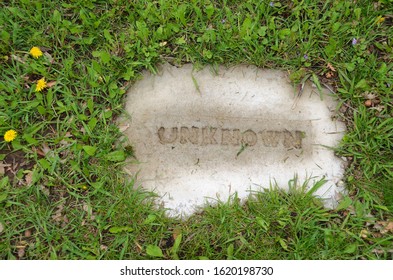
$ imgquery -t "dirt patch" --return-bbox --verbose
[1,149,35,184]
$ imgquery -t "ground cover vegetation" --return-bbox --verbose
[0,0,392,259]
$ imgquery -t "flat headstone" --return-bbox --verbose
[121,64,346,217]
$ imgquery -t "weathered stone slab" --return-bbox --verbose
[121,64,346,217]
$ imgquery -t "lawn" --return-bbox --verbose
[0,0,392,260]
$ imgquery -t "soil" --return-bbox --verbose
[1,149,35,184]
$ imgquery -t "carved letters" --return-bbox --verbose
[158,126,304,149]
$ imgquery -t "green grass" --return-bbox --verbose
[0,0,392,260]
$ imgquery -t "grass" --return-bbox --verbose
[0,0,392,259]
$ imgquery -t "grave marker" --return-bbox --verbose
[120,64,346,217]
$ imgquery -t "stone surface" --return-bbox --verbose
[121,64,346,217]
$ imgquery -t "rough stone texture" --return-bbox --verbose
[120,64,346,217]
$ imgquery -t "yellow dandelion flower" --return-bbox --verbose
[29,47,43,58]
[82,185,88,190]
[376,16,385,25]
[4,130,17,142]
[35,78,47,92]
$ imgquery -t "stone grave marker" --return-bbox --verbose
[120,64,346,217]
